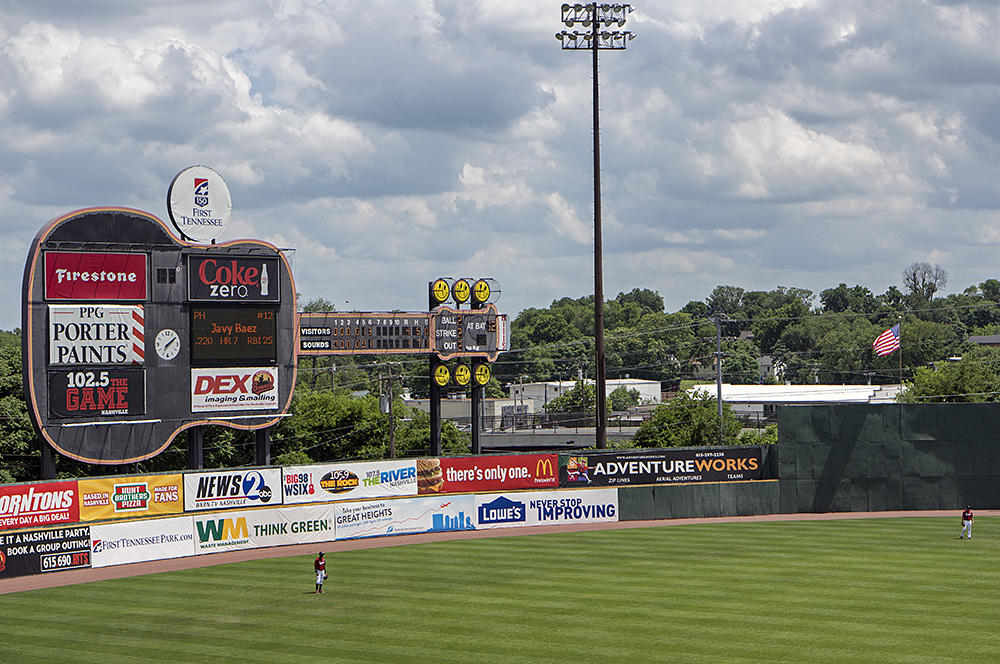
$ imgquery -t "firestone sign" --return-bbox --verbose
[44,252,147,300]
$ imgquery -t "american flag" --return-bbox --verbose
[872,324,900,356]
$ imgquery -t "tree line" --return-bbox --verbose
[3,263,1000,480]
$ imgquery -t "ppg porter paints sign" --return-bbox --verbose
[47,304,145,365]
[167,165,232,243]
[22,207,296,466]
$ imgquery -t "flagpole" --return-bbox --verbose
[897,316,903,388]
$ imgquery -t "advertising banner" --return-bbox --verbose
[183,468,283,512]
[0,480,79,531]
[282,460,417,505]
[48,304,145,365]
[44,251,147,301]
[560,447,763,487]
[193,504,335,555]
[47,368,146,418]
[91,516,195,568]
[187,255,279,302]
[191,367,279,412]
[334,495,476,540]
[79,474,183,521]
[415,454,558,495]
[475,489,618,529]
[0,526,91,578]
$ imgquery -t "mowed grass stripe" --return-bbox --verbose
[1,517,998,663]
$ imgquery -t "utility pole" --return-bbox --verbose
[711,314,730,446]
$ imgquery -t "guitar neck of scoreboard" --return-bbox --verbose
[297,307,507,361]
[298,313,433,354]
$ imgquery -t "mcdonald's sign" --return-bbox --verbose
[536,457,554,480]
[431,454,558,494]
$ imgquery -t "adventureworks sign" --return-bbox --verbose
[560,447,763,487]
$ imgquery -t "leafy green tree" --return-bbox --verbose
[0,336,38,482]
[616,288,664,314]
[820,284,879,314]
[899,347,1000,403]
[738,424,778,445]
[543,380,595,414]
[721,339,760,384]
[394,410,468,457]
[272,390,390,461]
[706,285,745,316]
[608,385,642,411]
[632,391,740,448]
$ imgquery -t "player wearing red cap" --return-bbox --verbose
[314,552,327,593]
[960,507,973,540]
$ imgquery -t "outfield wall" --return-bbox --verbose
[777,403,1000,513]
[0,447,769,580]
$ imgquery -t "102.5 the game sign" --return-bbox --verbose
[47,369,146,418]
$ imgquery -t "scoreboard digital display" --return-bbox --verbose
[191,306,277,364]
[298,313,432,354]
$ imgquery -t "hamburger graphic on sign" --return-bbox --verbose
[417,458,443,494]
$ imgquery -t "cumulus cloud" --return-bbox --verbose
[0,0,995,328]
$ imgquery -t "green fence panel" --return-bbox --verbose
[617,486,657,521]
[866,443,885,481]
[936,476,959,509]
[850,479,869,512]
[867,478,889,512]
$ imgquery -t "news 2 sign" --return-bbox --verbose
[188,256,279,302]
[183,468,283,512]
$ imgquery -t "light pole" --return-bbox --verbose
[557,3,635,450]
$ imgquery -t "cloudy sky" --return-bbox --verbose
[0,0,996,330]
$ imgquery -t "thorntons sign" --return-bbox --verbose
[44,252,147,300]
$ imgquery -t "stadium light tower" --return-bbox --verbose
[557,4,635,450]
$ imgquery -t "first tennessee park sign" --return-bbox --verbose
[22,207,297,465]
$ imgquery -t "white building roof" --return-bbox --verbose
[688,383,901,404]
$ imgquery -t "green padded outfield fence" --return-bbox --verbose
[618,403,999,521]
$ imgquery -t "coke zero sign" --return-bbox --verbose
[187,256,279,302]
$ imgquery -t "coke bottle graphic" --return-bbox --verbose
[260,264,269,297]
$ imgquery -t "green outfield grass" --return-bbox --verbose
[1,517,998,663]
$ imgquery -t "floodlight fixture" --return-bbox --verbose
[555,3,635,450]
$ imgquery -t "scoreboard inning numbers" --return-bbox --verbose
[299,313,432,354]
